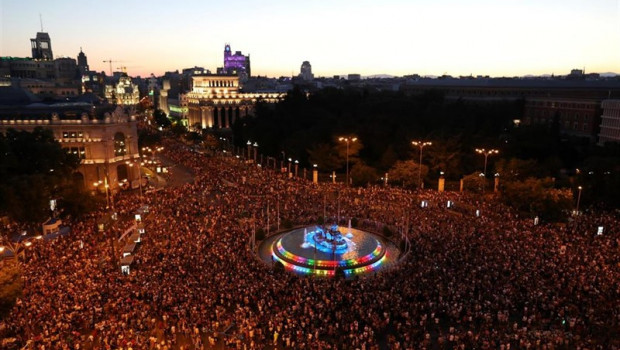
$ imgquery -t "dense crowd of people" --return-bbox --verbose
[1,136,618,349]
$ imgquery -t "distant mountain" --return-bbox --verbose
[599,72,618,77]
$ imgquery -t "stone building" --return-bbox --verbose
[186,74,283,130]
[599,100,620,145]
[104,74,140,106]
[0,96,140,192]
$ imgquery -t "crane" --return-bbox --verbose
[102,59,123,76]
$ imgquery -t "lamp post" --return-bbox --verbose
[288,158,292,176]
[411,141,432,189]
[338,137,357,186]
[475,148,499,193]
[294,160,299,177]
[93,180,110,209]
[246,141,252,160]
[576,186,583,215]
[253,142,259,163]
[313,164,318,184]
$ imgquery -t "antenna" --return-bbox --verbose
[39,14,43,32]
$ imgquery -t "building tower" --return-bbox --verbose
[300,61,313,81]
[222,44,251,81]
[77,48,89,75]
[31,32,53,60]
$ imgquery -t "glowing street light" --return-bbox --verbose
[338,137,357,186]
[475,148,499,193]
[576,186,583,215]
[411,141,432,189]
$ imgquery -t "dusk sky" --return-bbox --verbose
[2,0,619,78]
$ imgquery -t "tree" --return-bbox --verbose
[0,261,22,319]
[153,109,171,128]
[350,161,378,186]
[461,171,485,193]
[501,177,573,220]
[307,143,343,171]
[388,160,428,188]
[495,158,539,183]
[0,128,81,224]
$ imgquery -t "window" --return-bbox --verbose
[62,131,83,139]
[114,132,127,156]
[65,147,86,159]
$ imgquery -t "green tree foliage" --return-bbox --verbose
[501,177,573,220]
[152,109,171,128]
[0,128,81,223]
[0,261,22,319]
[350,161,378,186]
[388,160,428,188]
[494,158,539,182]
[462,172,485,193]
[242,87,518,176]
[307,143,343,171]
[138,128,162,149]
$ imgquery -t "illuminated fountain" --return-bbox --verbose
[261,223,397,277]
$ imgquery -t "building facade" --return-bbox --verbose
[599,100,620,145]
[105,75,140,106]
[218,44,250,81]
[523,98,601,139]
[186,75,283,130]
[0,105,140,192]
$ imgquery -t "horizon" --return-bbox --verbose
[2,0,620,78]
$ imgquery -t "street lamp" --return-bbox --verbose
[576,186,583,215]
[93,180,110,209]
[475,148,499,193]
[294,160,299,177]
[253,142,258,162]
[338,137,357,186]
[411,141,432,189]
[126,159,144,201]
[246,140,252,160]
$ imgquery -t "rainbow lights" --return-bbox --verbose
[271,234,387,277]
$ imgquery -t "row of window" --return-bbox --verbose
[65,147,86,159]
[528,101,592,109]
[527,110,591,120]
[600,116,620,130]
[63,131,83,139]
[530,117,591,131]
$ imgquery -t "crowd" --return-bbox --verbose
[1,136,618,349]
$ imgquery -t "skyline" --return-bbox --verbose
[2,0,620,78]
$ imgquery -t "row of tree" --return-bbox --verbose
[226,87,619,217]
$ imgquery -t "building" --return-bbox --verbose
[523,98,601,139]
[0,89,140,192]
[348,74,361,81]
[599,100,620,145]
[77,48,89,76]
[105,74,140,106]
[1,31,81,98]
[31,32,53,60]
[300,61,314,81]
[186,74,283,130]
[218,44,250,81]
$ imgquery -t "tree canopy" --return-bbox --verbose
[0,128,85,223]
